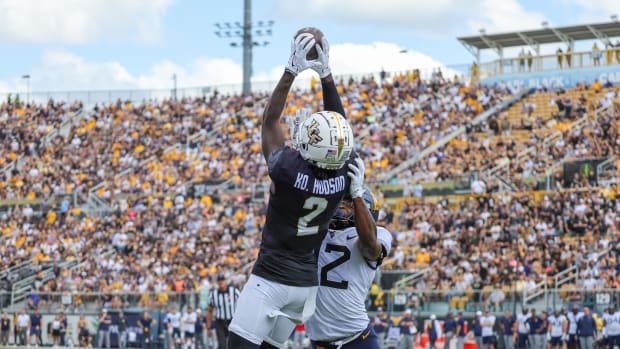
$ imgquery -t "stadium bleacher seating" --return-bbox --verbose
[0,70,618,322]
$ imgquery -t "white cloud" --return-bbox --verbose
[327,42,452,77]
[567,0,620,23]
[0,42,453,100]
[467,0,546,34]
[0,0,174,44]
[273,0,546,35]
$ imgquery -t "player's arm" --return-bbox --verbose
[262,33,317,160]
[512,320,517,335]
[347,158,380,260]
[563,319,568,335]
[206,293,214,332]
[313,38,346,118]
[262,72,294,160]
[353,195,380,260]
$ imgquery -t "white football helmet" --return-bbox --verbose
[295,111,354,170]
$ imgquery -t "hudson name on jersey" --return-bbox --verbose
[252,146,356,287]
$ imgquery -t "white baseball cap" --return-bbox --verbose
[476,311,482,316]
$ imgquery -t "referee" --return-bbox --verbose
[207,274,240,349]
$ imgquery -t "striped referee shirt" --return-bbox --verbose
[208,286,240,321]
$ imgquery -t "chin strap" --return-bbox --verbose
[376,244,388,267]
[365,244,388,270]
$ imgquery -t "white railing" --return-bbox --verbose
[393,268,431,291]
[523,247,612,305]
[0,67,470,109]
[479,47,620,78]
[483,103,611,182]
[41,109,84,146]
[380,88,529,182]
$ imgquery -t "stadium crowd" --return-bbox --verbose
[385,185,620,312]
[1,72,518,207]
[0,71,619,349]
[394,84,620,190]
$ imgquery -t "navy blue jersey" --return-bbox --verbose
[252,146,355,286]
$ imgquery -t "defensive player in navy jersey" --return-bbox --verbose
[228,31,370,349]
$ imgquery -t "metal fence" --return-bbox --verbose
[378,288,620,317]
[0,65,471,109]
[479,47,620,78]
[3,288,618,316]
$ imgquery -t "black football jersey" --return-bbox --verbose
[252,146,355,286]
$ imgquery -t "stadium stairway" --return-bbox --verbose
[481,103,613,190]
[379,88,531,182]
[4,248,116,313]
[522,246,612,311]
[0,108,84,179]
[82,111,233,215]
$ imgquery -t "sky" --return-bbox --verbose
[0,0,619,95]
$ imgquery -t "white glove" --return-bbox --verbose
[285,33,320,76]
[547,333,551,341]
[289,110,309,149]
[347,157,366,199]
[311,37,331,78]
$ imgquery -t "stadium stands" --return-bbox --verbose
[0,69,619,323]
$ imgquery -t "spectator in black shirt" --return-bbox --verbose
[29,308,42,346]
[98,309,112,349]
[118,311,128,349]
[138,312,156,349]
[0,312,9,346]
[59,310,67,346]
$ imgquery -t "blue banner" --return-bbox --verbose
[481,65,620,89]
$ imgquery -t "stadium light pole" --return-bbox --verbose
[214,0,274,94]
[21,74,30,105]
[172,73,178,101]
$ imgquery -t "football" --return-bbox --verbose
[295,27,324,60]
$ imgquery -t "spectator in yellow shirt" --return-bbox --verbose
[416,248,431,265]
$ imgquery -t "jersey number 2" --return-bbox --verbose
[297,197,328,236]
[320,244,351,289]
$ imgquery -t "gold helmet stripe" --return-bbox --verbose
[331,111,345,159]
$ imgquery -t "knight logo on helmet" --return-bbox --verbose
[297,111,354,170]
[306,119,323,145]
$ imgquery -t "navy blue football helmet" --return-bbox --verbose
[330,186,379,230]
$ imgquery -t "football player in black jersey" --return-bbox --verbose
[228,31,372,349]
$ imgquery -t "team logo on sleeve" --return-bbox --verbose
[307,119,323,145]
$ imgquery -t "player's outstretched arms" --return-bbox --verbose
[312,38,346,118]
[262,33,318,160]
[348,158,380,260]
[261,72,294,160]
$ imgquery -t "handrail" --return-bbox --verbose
[524,247,612,306]
[523,279,548,305]
[380,88,530,182]
[479,46,620,78]
[393,268,431,290]
[483,103,611,183]
[597,156,617,181]
[0,260,33,280]
[10,249,115,305]
[41,109,83,146]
